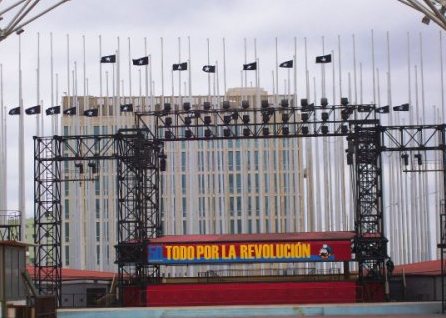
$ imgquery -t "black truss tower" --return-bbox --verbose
[34,100,446,305]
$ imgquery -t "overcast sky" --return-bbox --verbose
[0,0,445,217]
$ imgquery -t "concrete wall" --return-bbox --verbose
[390,276,441,301]
[61,282,110,308]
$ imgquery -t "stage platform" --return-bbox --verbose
[58,301,442,317]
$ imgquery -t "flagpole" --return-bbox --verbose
[441,31,445,120]
[83,35,87,123]
[138,69,142,111]
[371,30,376,104]
[207,38,211,101]
[0,63,3,211]
[255,38,259,108]
[99,35,103,100]
[275,37,278,106]
[128,37,132,104]
[50,32,55,134]
[188,36,192,103]
[67,34,71,112]
[216,61,220,103]
[0,63,5,211]
[178,36,182,106]
[55,73,59,135]
[294,37,297,107]
[36,32,40,137]
[117,36,121,130]
[352,34,358,103]
[161,37,165,107]
[223,38,227,98]
[144,37,149,111]
[18,33,25,239]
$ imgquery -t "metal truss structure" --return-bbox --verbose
[398,0,446,30]
[34,100,446,305]
[0,210,20,240]
[0,0,70,42]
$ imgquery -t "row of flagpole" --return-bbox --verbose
[0,31,444,265]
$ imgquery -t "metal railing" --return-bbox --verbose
[0,210,21,241]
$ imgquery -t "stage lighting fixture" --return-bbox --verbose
[165,131,172,139]
[321,125,329,134]
[184,117,192,126]
[75,162,84,174]
[164,103,171,112]
[223,115,232,124]
[300,99,308,107]
[205,129,212,138]
[301,126,309,135]
[242,100,249,109]
[321,112,329,121]
[321,97,328,107]
[232,111,238,120]
[358,105,373,112]
[160,158,167,171]
[165,117,172,126]
[346,153,353,165]
[414,153,422,165]
[261,100,269,108]
[280,99,289,107]
[88,162,97,174]
[341,97,349,106]
[301,113,309,122]
[401,153,409,166]
[282,114,289,123]
[185,129,193,138]
[203,101,211,110]
[242,115,250,124]
[262,113,270,124]
[204,116,212,125]
[263,127,269,136]
[183,102,191,111]
[223,100,230,109]
[341,125,349,134]
[302,103,314,112]
[243,128,250,136]
[224,128,231,137]
[282,126,290,136]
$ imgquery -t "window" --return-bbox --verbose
[65,246,70,266]
[96,222,100,242]
[64,199,69,220]
[235,151,241,170]
[228,151,234,170]
[96,245,100,265]
[95,179,100,195]
[64,222,69,243]
[96,199,100,219]
[229,174,234,193]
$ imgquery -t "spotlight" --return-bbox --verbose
[184,117,192,126]
[203,102,211,110]
[301,113,309,122]
[280,99,289,108]
[300,99,308,107]
[75,162,84,174]
[321,112,329,121]
[341,97,349,106]
[401,153,409,166]
[185,129,193,138]
[204,116,212,125]
[165,117,172,126]
[262,113,270,124]
[223,115,232,124]
[358,105,373,112]
[242,115,250,124]
[88,162,97,174]
[282,114,289,123]
[183,102,191,111]
[346,153,353,165]
[223,100,230,109]
[243,128,250,136]
[321,125,329,134]
[321,97,328,107]
[262,127,269,136]
[261,100,269,108]
[224,128,231,137]
[302,103,314,112]
[341,109,352,121]
[341,125,349,134]
[301,126,309,135]
[282,126,290,136]
[205,129,212,138]
[160,158,166,171]
[165,131,172,139]
[231,111,238,120]
[241,100,249,109]
[164,103,171,112]
[414,153,422,165]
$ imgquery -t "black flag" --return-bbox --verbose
[243,62,257,70]
[120,104,133,112]
[84,108,99,117]
[202,65,216,73]
[46,106,61,115]
[25,105,41,115]
[315,54,332,63]
[375,105,390,114]
[393,103,409,111]
[132,56,149,66]
[8,107,20,115]
[279,60,293,68]
[100,55,116,63]
[173,62,188,71]
[63,107,76,116]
